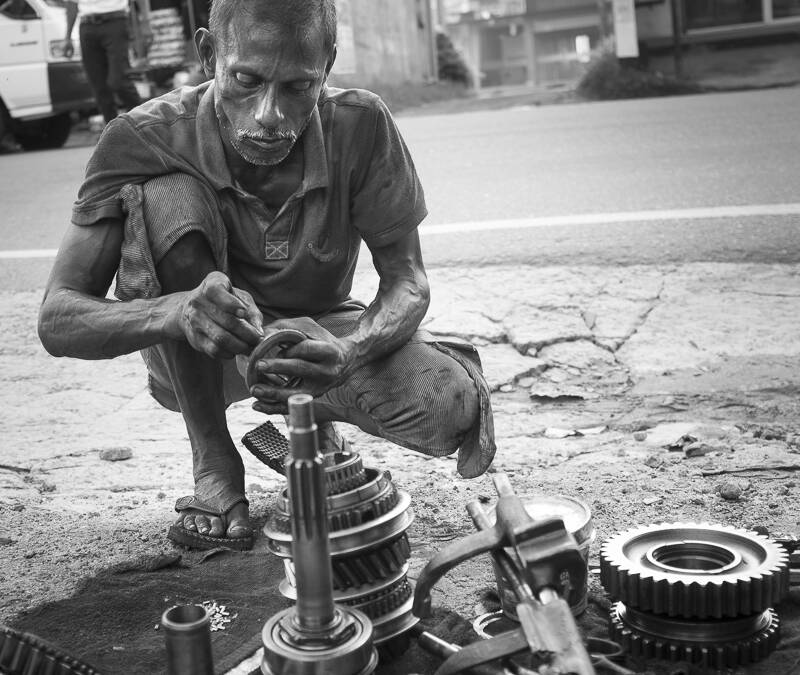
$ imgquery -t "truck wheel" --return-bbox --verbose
[14,113,72,150]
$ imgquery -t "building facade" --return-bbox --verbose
[636,0,800,47]
[444,0,603,90]
[328,0,438,89]
[443,0,800,90]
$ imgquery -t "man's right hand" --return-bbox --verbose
[174,271,264,359]
[63,38,74,59]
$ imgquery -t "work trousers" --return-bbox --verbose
[79,16,141,123]
[113,173,496,478]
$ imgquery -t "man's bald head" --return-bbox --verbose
[208,0,337,59]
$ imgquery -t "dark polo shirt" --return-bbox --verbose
[72,81,427,315]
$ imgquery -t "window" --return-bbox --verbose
[683,0,763,29]
[773,0,800,18]
[0,0,38,19]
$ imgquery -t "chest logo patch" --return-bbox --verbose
[264,240,289,260]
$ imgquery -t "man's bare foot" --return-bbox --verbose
[171,463,252,545]
[175,500,251,538]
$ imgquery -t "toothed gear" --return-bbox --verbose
[331,534,412,589]
[610,602,781,670]
[324,451,366,495]
[267,468,399,535]
[0,625,101,674]
[600,523,789,618]
[341,578,414,619]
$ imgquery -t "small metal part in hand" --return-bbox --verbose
[245,328,306,389]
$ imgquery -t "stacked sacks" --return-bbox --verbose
[145,8,185,69]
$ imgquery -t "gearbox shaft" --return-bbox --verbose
[261,394,378,675]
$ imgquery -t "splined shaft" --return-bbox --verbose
[286,394,336,632]
[261,394,377,675]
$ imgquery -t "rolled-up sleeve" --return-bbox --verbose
[72,117,170,226]
[349,97,427,248]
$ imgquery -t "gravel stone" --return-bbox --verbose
[99,447,133,462]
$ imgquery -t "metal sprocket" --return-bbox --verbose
[609,602,780,670]
[600,522,789,618]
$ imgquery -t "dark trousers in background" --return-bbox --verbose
[79,17,141,123]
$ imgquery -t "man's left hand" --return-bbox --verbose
[249,317,352,414]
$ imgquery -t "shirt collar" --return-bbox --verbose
[196,81,329,195]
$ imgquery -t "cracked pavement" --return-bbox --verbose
[1,259,799,674]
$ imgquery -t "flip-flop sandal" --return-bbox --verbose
[0,625,101,674]
[167,495,254,551]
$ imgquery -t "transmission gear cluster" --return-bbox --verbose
[264,448,416,649]
[600,522,790,670]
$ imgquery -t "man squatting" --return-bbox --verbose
[38,0,495,551]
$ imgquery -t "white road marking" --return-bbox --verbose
[420,203,800,236]
[2,203,799,260]
[0,249,58,259]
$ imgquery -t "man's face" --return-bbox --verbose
[202,16,331,166]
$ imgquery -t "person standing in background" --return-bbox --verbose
[64,0,142,124]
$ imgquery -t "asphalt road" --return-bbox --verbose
[1,86,799,290]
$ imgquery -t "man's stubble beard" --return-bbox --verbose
[216,103,314,167]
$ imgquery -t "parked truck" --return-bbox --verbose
[0,0,94,149]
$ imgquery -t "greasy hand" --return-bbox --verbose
[176,271,264,359]
[250,317,352,414]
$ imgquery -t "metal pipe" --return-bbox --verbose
[286,393,337,632]
[412,627,512,675]
[466,501,534,604]
[161,604,214,675]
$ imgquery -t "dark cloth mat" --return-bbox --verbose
[8,554,800,675]
[9,548,290,675]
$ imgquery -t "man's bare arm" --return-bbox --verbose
[340,228,430,375]
[38,221,262,360]
[250,228,429,409]
[63,0,77,56]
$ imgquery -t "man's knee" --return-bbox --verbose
[140,174,225,291]
[395,352,480,453]
[432,361,480,444]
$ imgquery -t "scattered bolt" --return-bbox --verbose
[201,600,237,632]
[633,431,647,442]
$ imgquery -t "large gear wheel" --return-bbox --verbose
[609,602,780,670]
[600,523,789,618]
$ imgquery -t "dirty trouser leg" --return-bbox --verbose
[117,174,248,538]
[223,308,494,476]
[312,327,492,476]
